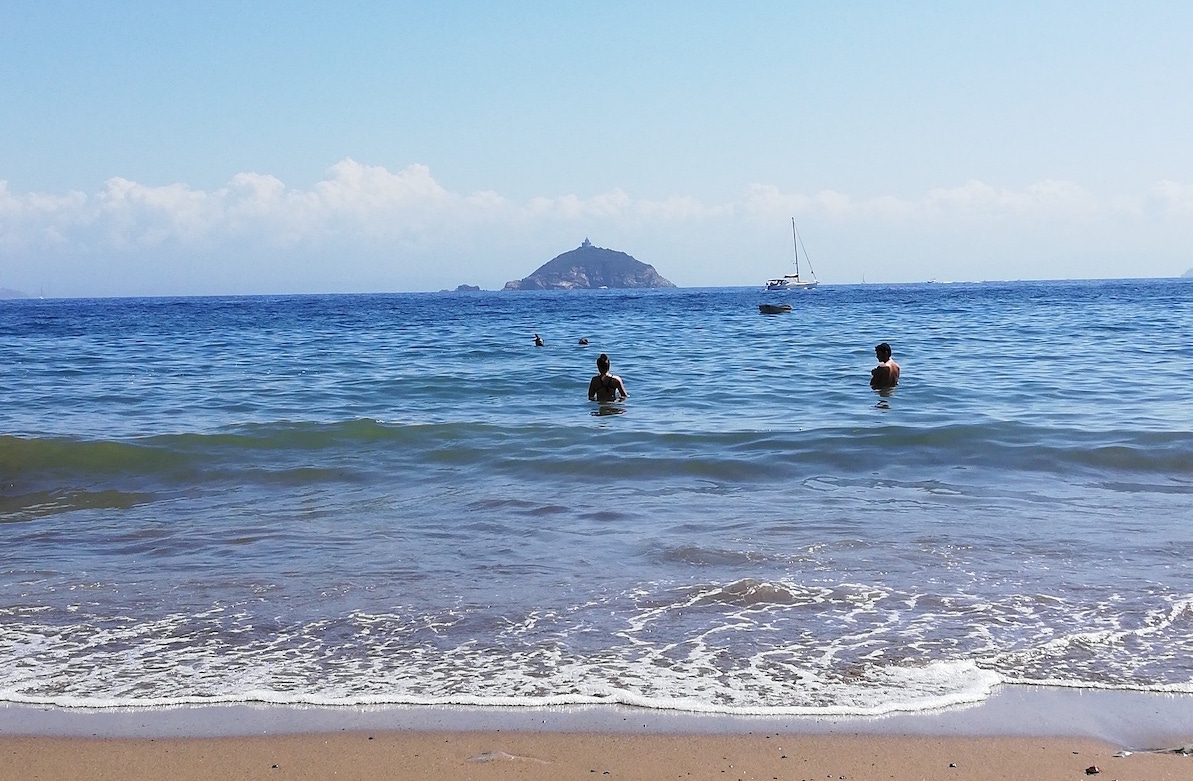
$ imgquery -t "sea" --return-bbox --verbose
[2,278,1192,721]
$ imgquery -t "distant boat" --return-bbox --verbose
[765,217,819,291]
[758,303,792,314]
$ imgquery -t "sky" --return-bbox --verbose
[2,1,1192,297]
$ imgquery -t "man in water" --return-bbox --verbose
[588,353,628,402]
[870,342,901,389]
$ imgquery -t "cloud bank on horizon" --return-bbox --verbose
[4,160,1193,297]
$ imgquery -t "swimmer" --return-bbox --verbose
[534,333,544,347]
[588,353,628,402]
[870,342,901,389]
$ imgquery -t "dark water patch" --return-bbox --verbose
[0,489,152,523]
[1099,480,1193,495]
[0,435,189,477]
[693,578,802,606]
[466,498,541,511]
[661,545,763,566]
[524,504,570,516]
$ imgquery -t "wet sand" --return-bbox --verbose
[2,730,1191,781]
[4,688,1193,781]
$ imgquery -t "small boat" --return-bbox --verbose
[758,303,792,314]
[765,217,819,291]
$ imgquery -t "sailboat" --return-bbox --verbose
[765,217,819,291]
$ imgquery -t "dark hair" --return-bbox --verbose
[596,353,610,373]
[875,342,892,358]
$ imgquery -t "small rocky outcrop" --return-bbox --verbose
[503,239,675,290]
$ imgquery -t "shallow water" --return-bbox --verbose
[2,279,1192,714]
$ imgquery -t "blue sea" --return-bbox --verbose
[2,279,1192,718]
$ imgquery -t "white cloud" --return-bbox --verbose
[919,179,1106,222]
[2,160,1191,295]
[743,179,1118,225]
[1151,179,1193,215]
[0,161,1165,251]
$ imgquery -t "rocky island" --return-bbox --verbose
[504,239,675,290]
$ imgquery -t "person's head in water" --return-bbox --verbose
[875,342,892,362]
[596,353,610,374]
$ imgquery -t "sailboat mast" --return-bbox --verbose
[791,217,799,278]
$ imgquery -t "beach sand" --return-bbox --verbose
[1,731,1190,781]
[4,690,1193,780]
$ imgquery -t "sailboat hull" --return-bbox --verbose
[765,276,818,291]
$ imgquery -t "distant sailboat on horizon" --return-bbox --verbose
[765,217,819,291]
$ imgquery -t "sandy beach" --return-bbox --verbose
[2,730,1190,781]
[3,688,1193,780]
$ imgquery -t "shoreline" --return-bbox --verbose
[4,685,1193,748]
[5,688,1193,780]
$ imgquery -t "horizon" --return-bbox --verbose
[3,275,1190,303]
[3,3,1192,297]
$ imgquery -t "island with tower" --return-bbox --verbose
[503,239,675,290]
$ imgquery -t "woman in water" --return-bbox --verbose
[588,353,628,402]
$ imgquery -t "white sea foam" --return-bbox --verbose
[0,660,1001,716]
[0,589,1102,715]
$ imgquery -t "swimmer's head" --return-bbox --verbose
[596,353,610,373]
[875,342,892,361]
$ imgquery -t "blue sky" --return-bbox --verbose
[2,1,1192,296]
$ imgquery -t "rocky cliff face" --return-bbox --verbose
[504,240,675,290]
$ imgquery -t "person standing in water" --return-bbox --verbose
[870,342,901,389]
[588,353,628,402]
